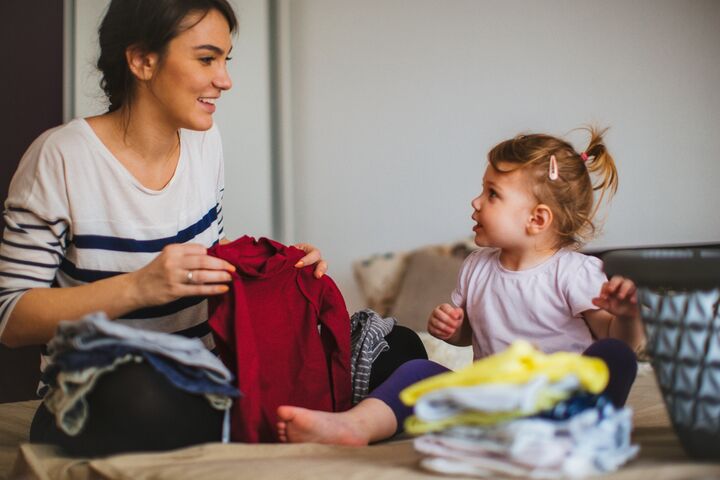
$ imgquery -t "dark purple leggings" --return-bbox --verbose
[368,337,638,433]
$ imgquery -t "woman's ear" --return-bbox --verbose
[125,45,159,81]
[527,204,553,235]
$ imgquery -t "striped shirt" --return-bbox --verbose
[0,118,226,368]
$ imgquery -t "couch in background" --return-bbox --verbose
[353,238,477,370]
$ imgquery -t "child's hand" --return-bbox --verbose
[428,304,464,341]
[592,275,640,320]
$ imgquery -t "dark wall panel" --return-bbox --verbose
[0,0,64,402]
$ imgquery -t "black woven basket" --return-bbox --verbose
[604,248,720,460]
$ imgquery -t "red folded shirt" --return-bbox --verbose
[208,236,352,442]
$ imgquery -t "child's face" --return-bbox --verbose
[470,163,538,250]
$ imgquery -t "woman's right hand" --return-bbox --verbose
[128,243,235,307]
[428,303,464,341]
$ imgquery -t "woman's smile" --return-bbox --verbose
[198,97,218,113]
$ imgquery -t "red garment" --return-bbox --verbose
[207,236,352,443]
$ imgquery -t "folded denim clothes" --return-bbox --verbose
[142,352,239,398]
[350,309,396,404]
[48,312,233,384]
[45,345,239,399]
[43,312,239,437]
[42,344,143,386]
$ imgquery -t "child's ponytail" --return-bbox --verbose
[584,126,618,195]
[582,126,618,224]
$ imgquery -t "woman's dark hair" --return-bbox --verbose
[97,0,238,113]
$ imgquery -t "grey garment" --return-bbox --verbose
[350,309,396,404]
[48,312,232,383]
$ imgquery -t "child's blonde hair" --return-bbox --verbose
[487,127,618,249]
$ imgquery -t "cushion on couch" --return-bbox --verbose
[388,249,465,332]
[353,252,410,316]
[352,237,477,318]
[353,239,477,370]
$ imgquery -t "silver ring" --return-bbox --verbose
[186,270,195,284]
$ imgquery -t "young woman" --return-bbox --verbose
[0,0,419,456]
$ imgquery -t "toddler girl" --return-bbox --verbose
[429,127,643,407]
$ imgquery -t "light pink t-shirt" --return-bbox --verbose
[451,247,606,359]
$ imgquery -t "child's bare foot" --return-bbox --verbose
[276,406,371,446]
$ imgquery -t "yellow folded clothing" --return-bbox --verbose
[400,340,609,407]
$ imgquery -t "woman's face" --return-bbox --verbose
[144,9,233,131]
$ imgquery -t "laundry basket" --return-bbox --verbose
[603,248,720,460]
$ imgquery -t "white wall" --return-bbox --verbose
[283,0,720,311]
[72,0,273,238]
[70,1,720,314]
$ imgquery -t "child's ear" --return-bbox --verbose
[126,45,159,82]
[527,204,553,235]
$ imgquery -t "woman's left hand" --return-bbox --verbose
[293,243,328,279]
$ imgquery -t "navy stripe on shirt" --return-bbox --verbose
[72,205,218,252]
[0,254,59,269]
[57,259,206,319]
[0,271,54,283]
[1,239,63,258]
[123,295,206,320]
[0,287,28,295]
[5,225,28,235]
[7,207,67,225]
[59,258,122,282]
[17,224,53,231]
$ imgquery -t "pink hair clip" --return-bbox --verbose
[548,155,559,180]
[580,151,589,162]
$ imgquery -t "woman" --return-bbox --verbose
[0,0,426,455]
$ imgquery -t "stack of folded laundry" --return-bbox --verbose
[41,312,240,439]
[400,341,638,478]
